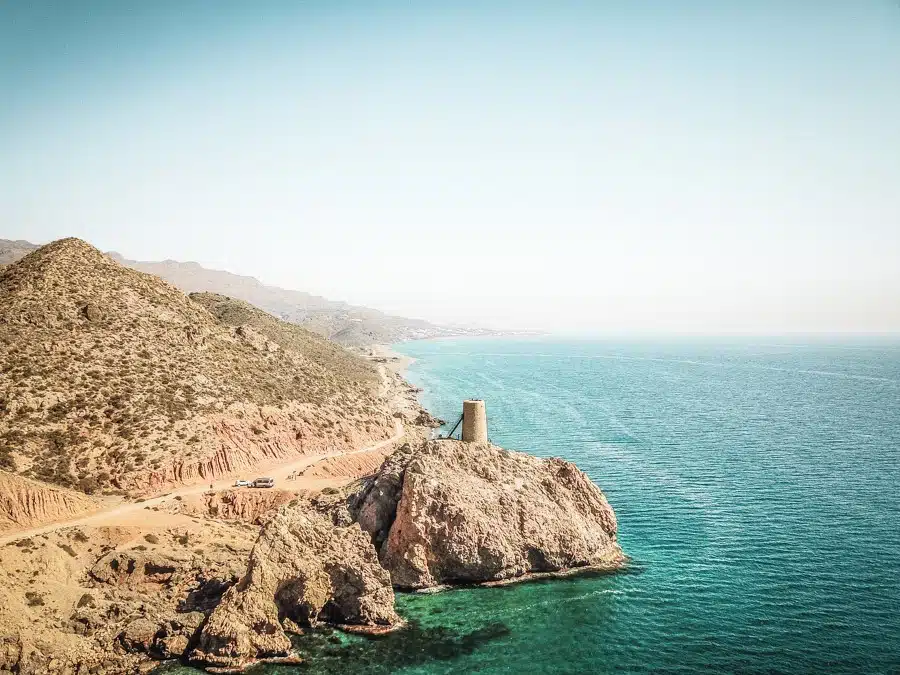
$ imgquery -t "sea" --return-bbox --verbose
[164,337,900,675]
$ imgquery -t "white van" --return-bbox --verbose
[252,477,275,488]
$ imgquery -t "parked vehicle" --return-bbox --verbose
[234,479,250,487]
[252,477,275,488]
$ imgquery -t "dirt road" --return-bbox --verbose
[0,421,404,545]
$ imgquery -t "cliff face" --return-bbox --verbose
[0,471,99,531]
[191,505,397,669]
[118,401,393,494]
[351,440,623,589]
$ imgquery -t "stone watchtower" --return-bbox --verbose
[461,399,488,443]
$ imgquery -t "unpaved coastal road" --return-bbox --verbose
[0,421,404,545]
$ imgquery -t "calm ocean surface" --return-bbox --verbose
[169,337,900,675]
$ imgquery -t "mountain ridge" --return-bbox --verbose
[0,238,498,346]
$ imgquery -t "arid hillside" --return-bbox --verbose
[121,257,448,345]
[189,292,376,387]
[0,238,395,496]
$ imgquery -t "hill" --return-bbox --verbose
[0,240,494,345]
[0,238,395,495]
[188,292,376,386]
[0,239,495,345]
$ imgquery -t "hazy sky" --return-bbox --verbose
[2,1,899,333]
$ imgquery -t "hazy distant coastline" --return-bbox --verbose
[0,238,533,347]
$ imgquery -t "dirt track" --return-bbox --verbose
[0,421,404,545]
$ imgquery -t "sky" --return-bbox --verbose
[1,1,899,334]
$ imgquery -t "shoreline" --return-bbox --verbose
[369,343,415,377]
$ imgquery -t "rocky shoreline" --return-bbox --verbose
[185,438,624,670]
[0,379,625,675]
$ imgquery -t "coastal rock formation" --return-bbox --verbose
[351,440,623,589]
[0,521,254,674]
[190,506,398,669]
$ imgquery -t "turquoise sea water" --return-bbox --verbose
[166,337,900,675]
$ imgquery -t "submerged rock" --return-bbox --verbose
[189,507,398,669]
[351,440,623,589]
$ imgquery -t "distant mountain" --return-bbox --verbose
[0,239,38,267]
[108,254,480,346]
[0,239,495,346]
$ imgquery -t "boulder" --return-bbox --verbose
[119,618,160,653]
[149,611,206,659]
[235,324,278,353]
[90,549,189,588]
[189,507,398,669]
[154,633,190,660]
[81,304,102,322]
[351,440,624,589]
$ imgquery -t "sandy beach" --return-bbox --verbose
[370,343,415,376]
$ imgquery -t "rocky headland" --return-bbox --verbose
[190,503,398,670]
[187,440,623,669]
[351,440,623,589]
[0,237,623,674]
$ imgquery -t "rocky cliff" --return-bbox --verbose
[0,437,623,673]
[175,489,300,525]
[191,504,398,669]
[351,440,623,588]
[188,440,623,668]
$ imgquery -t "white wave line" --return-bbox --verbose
[492,588,626,617]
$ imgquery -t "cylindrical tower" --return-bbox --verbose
[462,399,488,443]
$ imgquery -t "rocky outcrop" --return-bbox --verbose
[298,444,398,483]
[0,471,99,532]
[90,548,191,588]
[190,506,398,669]
[351,440,624,589]
[235,324,279,353]
[175,488,300,525]
[0,520,254,675]
[0,633,145,675]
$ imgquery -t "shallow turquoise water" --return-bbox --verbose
[166,337,900,674]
